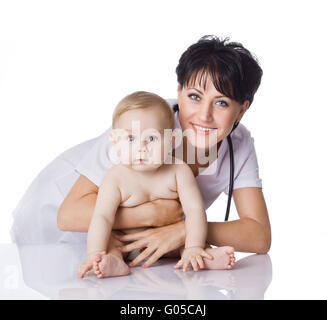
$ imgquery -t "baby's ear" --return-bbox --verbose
[109,130,116,143]
[109,129,122,143]
[171,128,182,148]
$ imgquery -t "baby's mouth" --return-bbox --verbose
[135,158,148,164]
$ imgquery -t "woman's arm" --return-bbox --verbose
[57,175,183,232]
[116,187,271,267]
[207,187,271,254]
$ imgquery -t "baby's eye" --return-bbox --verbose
[147,136,158,142]
[127,135,135,142]
[188,93,200,101]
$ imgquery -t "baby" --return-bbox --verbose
[78,91,235,279]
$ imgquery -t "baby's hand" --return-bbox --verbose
[174,247,213,272]
[77,251,106,278]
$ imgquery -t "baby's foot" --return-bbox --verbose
[203,246,235,270]
[92,253,130,278]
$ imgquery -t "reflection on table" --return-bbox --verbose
[6,243,273,300]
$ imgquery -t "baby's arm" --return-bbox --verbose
[174,163,213,271]
[77,169,122,278]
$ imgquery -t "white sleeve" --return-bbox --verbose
[223,125,262,194]
[233,136,262,190]
[74,128,116,187]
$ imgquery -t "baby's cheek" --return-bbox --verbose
[120,147,133,164]
[152,145,165,164]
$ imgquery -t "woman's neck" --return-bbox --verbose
[173,137,222,176]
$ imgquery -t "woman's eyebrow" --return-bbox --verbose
[189,87,227,99]
[189,87,203,95]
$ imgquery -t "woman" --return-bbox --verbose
[11,35,271,267]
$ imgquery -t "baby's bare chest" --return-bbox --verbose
[119,169,178,207]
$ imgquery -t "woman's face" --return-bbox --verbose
[177,73,249,151]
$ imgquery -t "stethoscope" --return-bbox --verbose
[173,104,238,222]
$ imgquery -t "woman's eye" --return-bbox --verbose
[216,100,229,107]
[188,94,200,101]
[127,135,135,142]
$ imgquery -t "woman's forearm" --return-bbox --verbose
[57,192,97,232]
[57,193,155,232]
[207,218,271,254]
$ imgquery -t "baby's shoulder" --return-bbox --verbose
[165,158,191,174]
[102,164,126,183]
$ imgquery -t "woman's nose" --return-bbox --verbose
[199,102,213,122]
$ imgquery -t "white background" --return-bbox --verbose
[1,0,327,299]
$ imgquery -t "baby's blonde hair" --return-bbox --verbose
[112,91,174,129]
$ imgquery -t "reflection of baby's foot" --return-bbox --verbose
[204,246,235,270]
[92,253,130,278]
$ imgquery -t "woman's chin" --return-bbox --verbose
[187,136,219,151]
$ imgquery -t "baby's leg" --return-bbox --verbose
[176,244,236,271]
[92,231,130,278]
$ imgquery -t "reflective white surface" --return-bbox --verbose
[0,243,272,300]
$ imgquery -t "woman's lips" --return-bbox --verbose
[191,123,217,135]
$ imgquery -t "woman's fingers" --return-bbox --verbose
[129,247,156,267]
[118,239,146,253]
[142,250,163,268]
[114,230,149,242]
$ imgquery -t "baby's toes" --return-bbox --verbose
[94,269,101,276]
[94,253,103,263]
[229,256,235,267]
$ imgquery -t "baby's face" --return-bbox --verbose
[110,106,174,172]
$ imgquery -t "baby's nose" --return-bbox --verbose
[138,140,147,152]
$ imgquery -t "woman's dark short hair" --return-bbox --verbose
[176,35,263,106]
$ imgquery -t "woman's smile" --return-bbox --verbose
[191,122,218,135]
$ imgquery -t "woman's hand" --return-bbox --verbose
[151,199,184,227]
[174,247,213,272]
[114,221,186,268]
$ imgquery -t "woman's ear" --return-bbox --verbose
[236,100,250,122]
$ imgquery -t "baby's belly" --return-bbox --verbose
[120,191,178,207]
